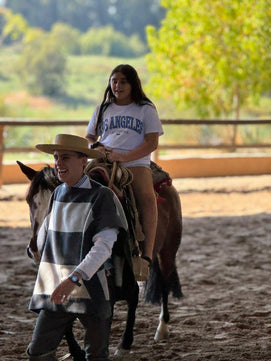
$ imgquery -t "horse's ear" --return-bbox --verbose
[16,161,37,181]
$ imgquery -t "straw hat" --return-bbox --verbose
[36,134,103,158]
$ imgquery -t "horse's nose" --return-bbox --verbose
[27,244,34,259]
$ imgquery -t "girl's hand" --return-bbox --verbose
[90,143,107,157]
[95,146,107,157]
[107,151,126,163]
[88,141,107,157]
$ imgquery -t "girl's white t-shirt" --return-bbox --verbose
[86,102,163,166]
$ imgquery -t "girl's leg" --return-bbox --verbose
[129,166,157,261]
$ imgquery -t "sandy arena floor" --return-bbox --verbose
[0,175,271,360]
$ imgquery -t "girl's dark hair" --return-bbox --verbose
[95,64,153,132]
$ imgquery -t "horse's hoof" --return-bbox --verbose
[154,328,169,341]
[113,347,130,359]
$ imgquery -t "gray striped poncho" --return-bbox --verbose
[29,175,128,319]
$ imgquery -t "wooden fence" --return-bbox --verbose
[1,118,271,186]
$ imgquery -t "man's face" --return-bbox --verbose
[54,150,87,186]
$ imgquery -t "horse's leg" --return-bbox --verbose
[149,237,182,342]
[153,248,182,341]
[121,282,139,349]
[154,287,170,341]
[64,323,85,361]
[152,185,182,341]
[114,281,139,358]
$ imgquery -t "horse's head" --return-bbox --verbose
[17,161,60,262]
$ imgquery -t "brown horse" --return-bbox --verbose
[17,160,182,359]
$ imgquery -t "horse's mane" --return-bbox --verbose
[26,165,61,204]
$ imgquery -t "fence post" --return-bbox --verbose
[231,124,238,151]
[0,125,4,188]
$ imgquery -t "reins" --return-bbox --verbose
[108,160,118,189]
[84,159,134,198]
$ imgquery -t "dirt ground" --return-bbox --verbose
[0,175,271,361]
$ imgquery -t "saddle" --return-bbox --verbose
[84,159,172,281]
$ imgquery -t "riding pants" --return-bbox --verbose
[27,309,111,361]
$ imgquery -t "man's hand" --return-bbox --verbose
[50,278,76,304]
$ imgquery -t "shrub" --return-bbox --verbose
[80,26,146,57]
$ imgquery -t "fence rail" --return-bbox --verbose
[1,118,271,186]
[1,118,271,154]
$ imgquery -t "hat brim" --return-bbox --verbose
[36,144,103,159]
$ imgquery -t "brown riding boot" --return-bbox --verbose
[132,256,151,281]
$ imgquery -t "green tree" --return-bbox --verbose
[146,0,271,118]
[50,22,81,54]
[4,0,58,31]
[16,34,67,96]
[0,7,28,44]
[5,0,164,42]
[23,27,44,45]
[80,26,146,57]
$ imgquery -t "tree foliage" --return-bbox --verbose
[0,7,28,43]
[23,27,44,45]
[4,0,164,42]
[0,6,147,58]
[146,0,271,118]
[50,22,81,54]
[16,34,67,96]
[80,26,146,57]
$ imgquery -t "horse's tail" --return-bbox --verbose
[144,258,183,304]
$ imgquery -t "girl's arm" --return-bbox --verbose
[108,132,159,163]
[85,133,98,146]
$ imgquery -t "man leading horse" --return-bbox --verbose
[26,134,129,361]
